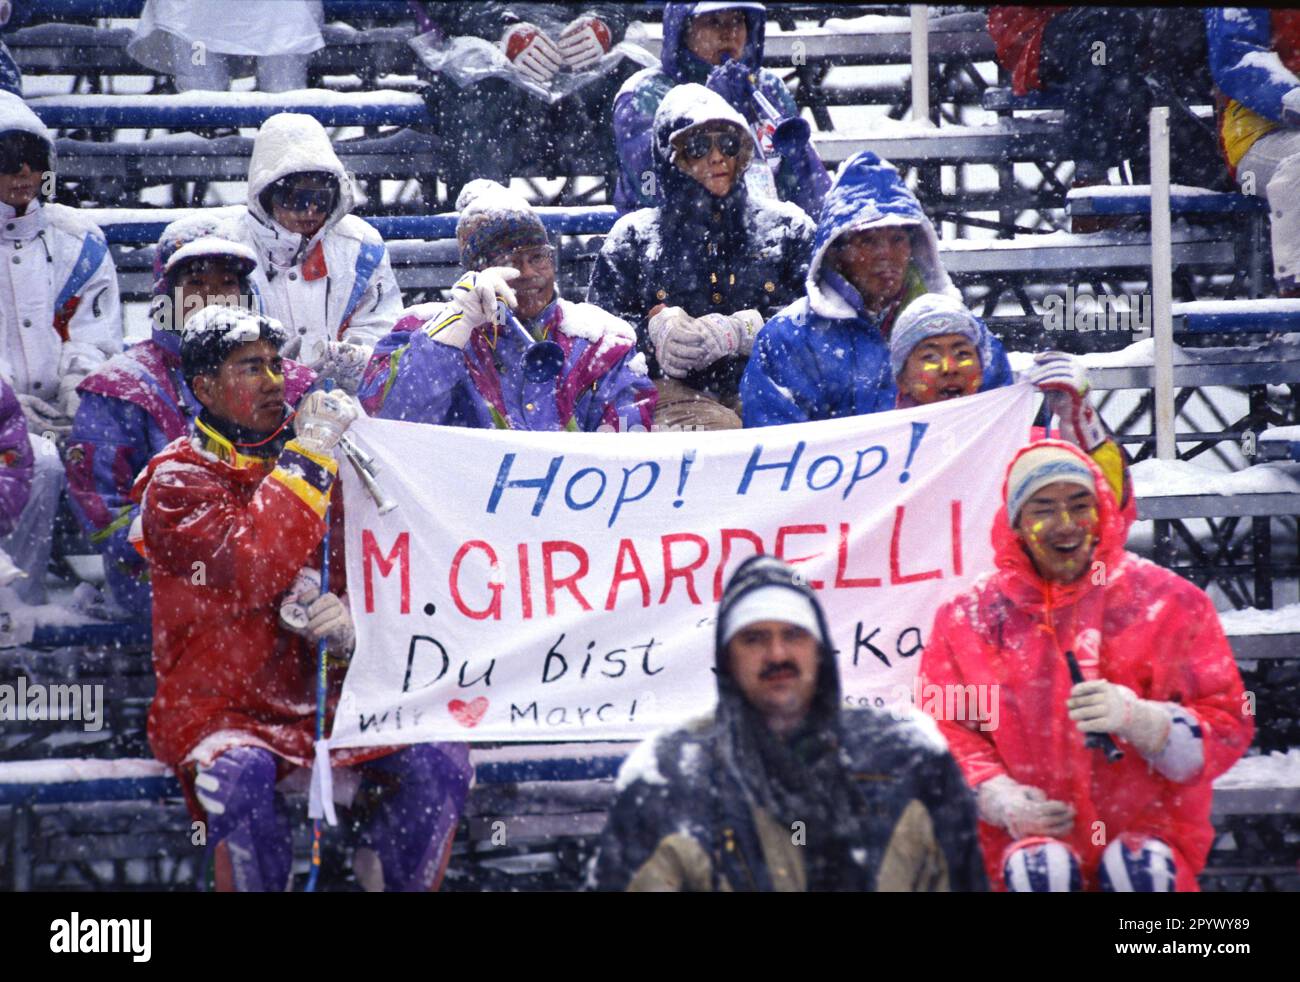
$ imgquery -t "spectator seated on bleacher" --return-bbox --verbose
[131,306,472,892]
[920,438,1255,892]
[989,7,1228,218]
[414,2,641,205]
[0,91,122,605]
[223,112,402,386]
[66,216,315,619]
[1207,8,1300,296]
[361,179,656,433]
[589,84,812,432]
[613,1,828,218]
[128,0,325,93]
[590,554,988,892]
[740,151,1008,428]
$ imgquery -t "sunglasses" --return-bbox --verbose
[269,184,337,214]
[0,134,49,176]
[487,244,556,271]
[681,130,743,162]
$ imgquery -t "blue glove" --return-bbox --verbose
[706,57,758,120]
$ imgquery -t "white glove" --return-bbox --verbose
[309,341,372,395]
[1023,351,1108,451]
[557,14,612,71]
[501,22,564,83]
[59,374,84,422]
[304,592,355,656]
[17,392,71,438]
[292,388,359,456]
[278,566,321,632]
[1283,87,1300,127]
[647,306,699,378]
[425,267,521,351]
[696,309,765,359]
[1067,679,1171,757]
[977,774,1076,839]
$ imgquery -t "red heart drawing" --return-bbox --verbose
[448,697,489,728]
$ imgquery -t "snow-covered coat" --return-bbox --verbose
[0,93,122,401]
[589,84,814,403]
[612,2,814,214]
[740,151,1011,427]
[591,556,987,892]
[67,329,314,617]
[919,441,1254,891]
[1205,8,1300,171]
[987,7,1064,97]
[133,423,381,771]
[224,113,403,357]
[129,0,324,67]
[359,296,657,432]
[0,375,33,537]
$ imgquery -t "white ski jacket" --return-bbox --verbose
[223,112,403,361]
[0,93,122,403]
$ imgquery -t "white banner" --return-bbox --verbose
[331,384,1036,747]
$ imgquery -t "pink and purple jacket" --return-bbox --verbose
[359,296,657,432]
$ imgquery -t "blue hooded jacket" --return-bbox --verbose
[740,151,1012,427]
[612,2,816,214]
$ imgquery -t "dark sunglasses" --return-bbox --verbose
[681,130,743,162]
[269,184,337,213]
[0,133,49,176]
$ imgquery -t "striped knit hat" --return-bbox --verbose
[455,179,548,272]
[1006,444,1097,523]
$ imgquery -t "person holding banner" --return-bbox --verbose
[886,293,1134,513]
[361,179,657,432]
[67,215,317,618]
[133,306,472,891]
[591,554,987,892]
[588,83,813,431]
[739,151,1011,428]
[918,440,1253,892]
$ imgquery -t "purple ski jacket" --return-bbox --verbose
[359,296,657,432]
[0,376,33,538]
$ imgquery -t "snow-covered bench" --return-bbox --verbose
[3,748,1295,890]
[29,89,429,129]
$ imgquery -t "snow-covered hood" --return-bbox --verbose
[245,112,355,242]
[662,2,767,83]
[652,83,757,203]
[0,91,55,171]
[807,151,954,320]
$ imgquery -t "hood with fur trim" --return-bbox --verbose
[808,151,955,320]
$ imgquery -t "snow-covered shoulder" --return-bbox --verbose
[333,213,387,246]
[558,298,637,347]
[44,202,110,241]
[604,206,661,258]
[614,729,669,792]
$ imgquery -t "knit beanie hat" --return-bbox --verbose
[889,293,984,378]
[455,179,548,272]
[180,305,288,388]
[1005,444,1098,524]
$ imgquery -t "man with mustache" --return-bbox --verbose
[919,440,1253,891]
[591,555,986,892]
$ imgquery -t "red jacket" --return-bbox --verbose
[988,7,1065,95]
[919,441,1253,891]
[133,424,378,771]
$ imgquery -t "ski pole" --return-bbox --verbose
[304,379,336,892]
[1064,649,1125,764]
